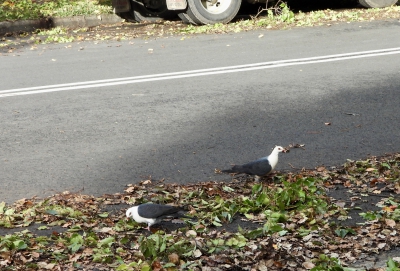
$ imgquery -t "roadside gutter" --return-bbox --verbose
[0,14,123,36]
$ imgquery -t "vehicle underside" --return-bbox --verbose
[112,0,399,25]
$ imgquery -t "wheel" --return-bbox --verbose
[129,0,177,22]
[184,0,241,24]
[178,12,198,24]
[116,12,136,22]
[358,0,398,8]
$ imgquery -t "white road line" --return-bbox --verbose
[1,47,400,98]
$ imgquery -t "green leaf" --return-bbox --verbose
[37,226,49,230]
[0,202,5,214]
[5,209,14,216]
[359,212,381,221]
[278,230,288,236]
[69,242,82,253]
[160,240,166,253]
[46,209,58,215]
[223,186,235,192]
[252,184,263,194]
[245,228,263,239]
[212,220,222,227]
[116,264,129,271]
[68,225,83,232]
[98,212,109,218]
[13,240,27,250]
[387,258,400,270]
[98,237,115,248]
[335,229,348,238]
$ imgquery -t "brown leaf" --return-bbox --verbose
[186,230,197,237]
[1,252,11,260]
[82,248,94,256]
[31,251,40,258]
[142,179,152,185]
[193,249,202,258]
[152,260,162,271]
[303,262,315,269]
[168,253,180,264]
[335,200,346,208]
[99,227,116,234]
[377,243,386,249]
[385,219,396,228]
[124,186,135,193]
[37,262,55,270]
[343,180,352,187]
[62,222,72,228]
[69,253,81,262]
[394,182,400,194]
[370,178,378,187]
[0,259,11,266]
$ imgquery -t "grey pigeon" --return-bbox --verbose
[222,146,287,180]
[126,203,189,231]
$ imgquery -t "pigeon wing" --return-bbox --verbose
[231,157,272,176]
[138,204,184,219]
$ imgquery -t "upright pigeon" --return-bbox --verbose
[126,203,189,231]
[222,146,287,180]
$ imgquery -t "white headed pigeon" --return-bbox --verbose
[126,203,189,231]
[222,146,287,180]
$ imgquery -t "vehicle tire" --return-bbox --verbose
[184,0,241,24]
[358,0,398,8]
[116,12,136,22]
[129,0,177,22]
[178,12,198,24]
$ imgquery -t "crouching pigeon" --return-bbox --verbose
[126,203,189,231]
[222,146,287,181]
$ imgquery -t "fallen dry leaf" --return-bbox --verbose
[385,219,396,228]
[302,262,315,269]
[168,253,180,264]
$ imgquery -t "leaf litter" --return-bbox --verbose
[1,5,400,55]
[0,154,399,270]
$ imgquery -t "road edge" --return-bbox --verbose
[0,14,124,36]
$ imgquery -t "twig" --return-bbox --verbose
[344,112,360,116]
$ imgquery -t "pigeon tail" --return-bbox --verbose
[221,166,241,174]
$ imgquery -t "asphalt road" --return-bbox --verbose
[1,20,400,204]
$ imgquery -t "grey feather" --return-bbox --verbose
[222,157,272,176]
[138,203,188,219]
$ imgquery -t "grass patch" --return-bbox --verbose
[0,0,112,21]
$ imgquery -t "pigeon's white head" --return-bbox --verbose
[126,206,138,219]
[273,146,287,153]
[267,146,287,170]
